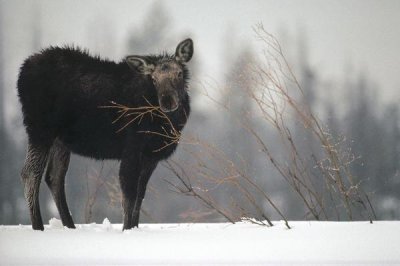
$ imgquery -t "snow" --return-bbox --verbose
[1,219,399,265]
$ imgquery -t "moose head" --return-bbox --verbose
[126,39,194,113]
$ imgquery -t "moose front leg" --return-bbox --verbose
[119,156,157,230]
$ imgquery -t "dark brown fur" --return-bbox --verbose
[17,39,193,230]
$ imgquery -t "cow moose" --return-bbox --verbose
[17,39,194,230]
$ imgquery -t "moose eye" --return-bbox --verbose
[178,71,183,78]
[161,64,169,71]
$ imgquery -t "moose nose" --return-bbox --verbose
[159,94,178,113]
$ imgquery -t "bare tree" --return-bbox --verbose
[126,2,173,54]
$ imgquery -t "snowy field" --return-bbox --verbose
[1,219,399,265]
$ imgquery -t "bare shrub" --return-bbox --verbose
[96,25,376,225]
[193,24,376,222]
[163,24,376,224]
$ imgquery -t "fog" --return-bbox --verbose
[1,0,399,225]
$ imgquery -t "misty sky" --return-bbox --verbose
[2,0,400,121]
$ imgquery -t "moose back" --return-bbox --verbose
[17,39,194,230]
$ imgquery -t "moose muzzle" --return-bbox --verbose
[159,91,179,113]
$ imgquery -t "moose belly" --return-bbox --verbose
[61,135,123,160]
[58,116,125,160]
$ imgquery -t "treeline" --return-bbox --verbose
[0,2,398,225]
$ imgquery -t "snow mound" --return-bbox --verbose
[1,220,399,265]
[102,217,112,231]
[48,218,63,229]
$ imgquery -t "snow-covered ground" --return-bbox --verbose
[1,219,399,265]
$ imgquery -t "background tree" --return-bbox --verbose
[0,1,18,225]
[126,3,173,54]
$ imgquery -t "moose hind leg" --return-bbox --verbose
[21,143,49,230]
[44,139,75,228]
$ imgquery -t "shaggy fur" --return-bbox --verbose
[17,39,193,230]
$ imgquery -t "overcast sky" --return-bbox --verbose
[2,0,400,118]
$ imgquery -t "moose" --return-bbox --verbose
[17,39,193,230]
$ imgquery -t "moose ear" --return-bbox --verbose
[175,38,193,63]
[125,56,154,74]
